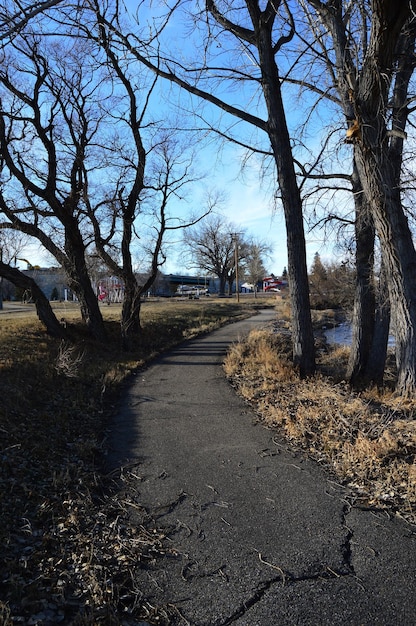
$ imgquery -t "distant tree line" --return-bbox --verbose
[308,253,355,311]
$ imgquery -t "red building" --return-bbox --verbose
[263,276,287,292]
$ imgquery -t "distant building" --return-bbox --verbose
[163,274,211,294]
[7,268,214,301]
[241,282,254,292]
[22,267,68,300]
[263,275,288,292]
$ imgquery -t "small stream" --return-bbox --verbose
[324,322,395,347]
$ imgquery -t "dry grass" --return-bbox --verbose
[0,297,272,625]
[224,324,416,525]
[3,293,413,624]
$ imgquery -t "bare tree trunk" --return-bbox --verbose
[351,6,416,394]
[64,225,106,342]
[365,258,391,386]
[347,165,376,387]
[309,0,416,394]
[254,15,315,376]
[219,277,227,297]
[354,137,416,395]
[347,11,414,391]
[0,261,66,338]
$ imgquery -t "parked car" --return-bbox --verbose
[176,285,209,298]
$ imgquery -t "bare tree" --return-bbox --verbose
[0,10,206,348]
[182,215,239,296]
[274,1,388,387]
[86,0,316,375]
[207,0,314,373]
[75,5,210,347]
[304,0,416,394]
[0,0,64,42]
[90,130,205,347]
[241,239,271,296]
[0,32,107,340]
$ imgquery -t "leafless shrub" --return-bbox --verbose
[55,341,85,378]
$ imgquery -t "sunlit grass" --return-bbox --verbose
[224,325,416,524]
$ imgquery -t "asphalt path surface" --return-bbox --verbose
[108,310,416,625]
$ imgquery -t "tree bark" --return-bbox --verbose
[0,261,67,338]
[365,257,390,386]
[252,8,315,375]
[353,3,416,393]
[354,141,416,394]
[347,164,376,387]
[350,3,416,394]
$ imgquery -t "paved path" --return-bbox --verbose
[0,302,36,314]
[109,310,416,626]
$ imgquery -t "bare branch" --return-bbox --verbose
[0,0,64,42]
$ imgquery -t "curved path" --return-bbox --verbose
[109,310,416,625]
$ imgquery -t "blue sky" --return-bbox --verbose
[23,143,335,278]
[125,0,348,276]
[16,0,347,277]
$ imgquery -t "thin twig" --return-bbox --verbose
[258,553,287,584]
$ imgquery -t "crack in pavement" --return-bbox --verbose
[131,489,362,625]
[218,576,283,626]
[340,503,355,576]
[216,565,366,626]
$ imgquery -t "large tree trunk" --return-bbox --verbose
[347,165,376,387]
[0,262,67,338]
[365,258,391,386]
[346,12,414,391]
[353,2,416,394]
[219,274,227,296]
[202,0,315,375]
[121,279,141,349]
[64,225,106,342]
[354,140,416,394]
[254,11,315,376]
[354,4,416,395]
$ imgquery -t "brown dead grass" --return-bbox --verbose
[224,327,416,525]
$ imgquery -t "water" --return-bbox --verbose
[324,322,395,347]
[324,323,353,346]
